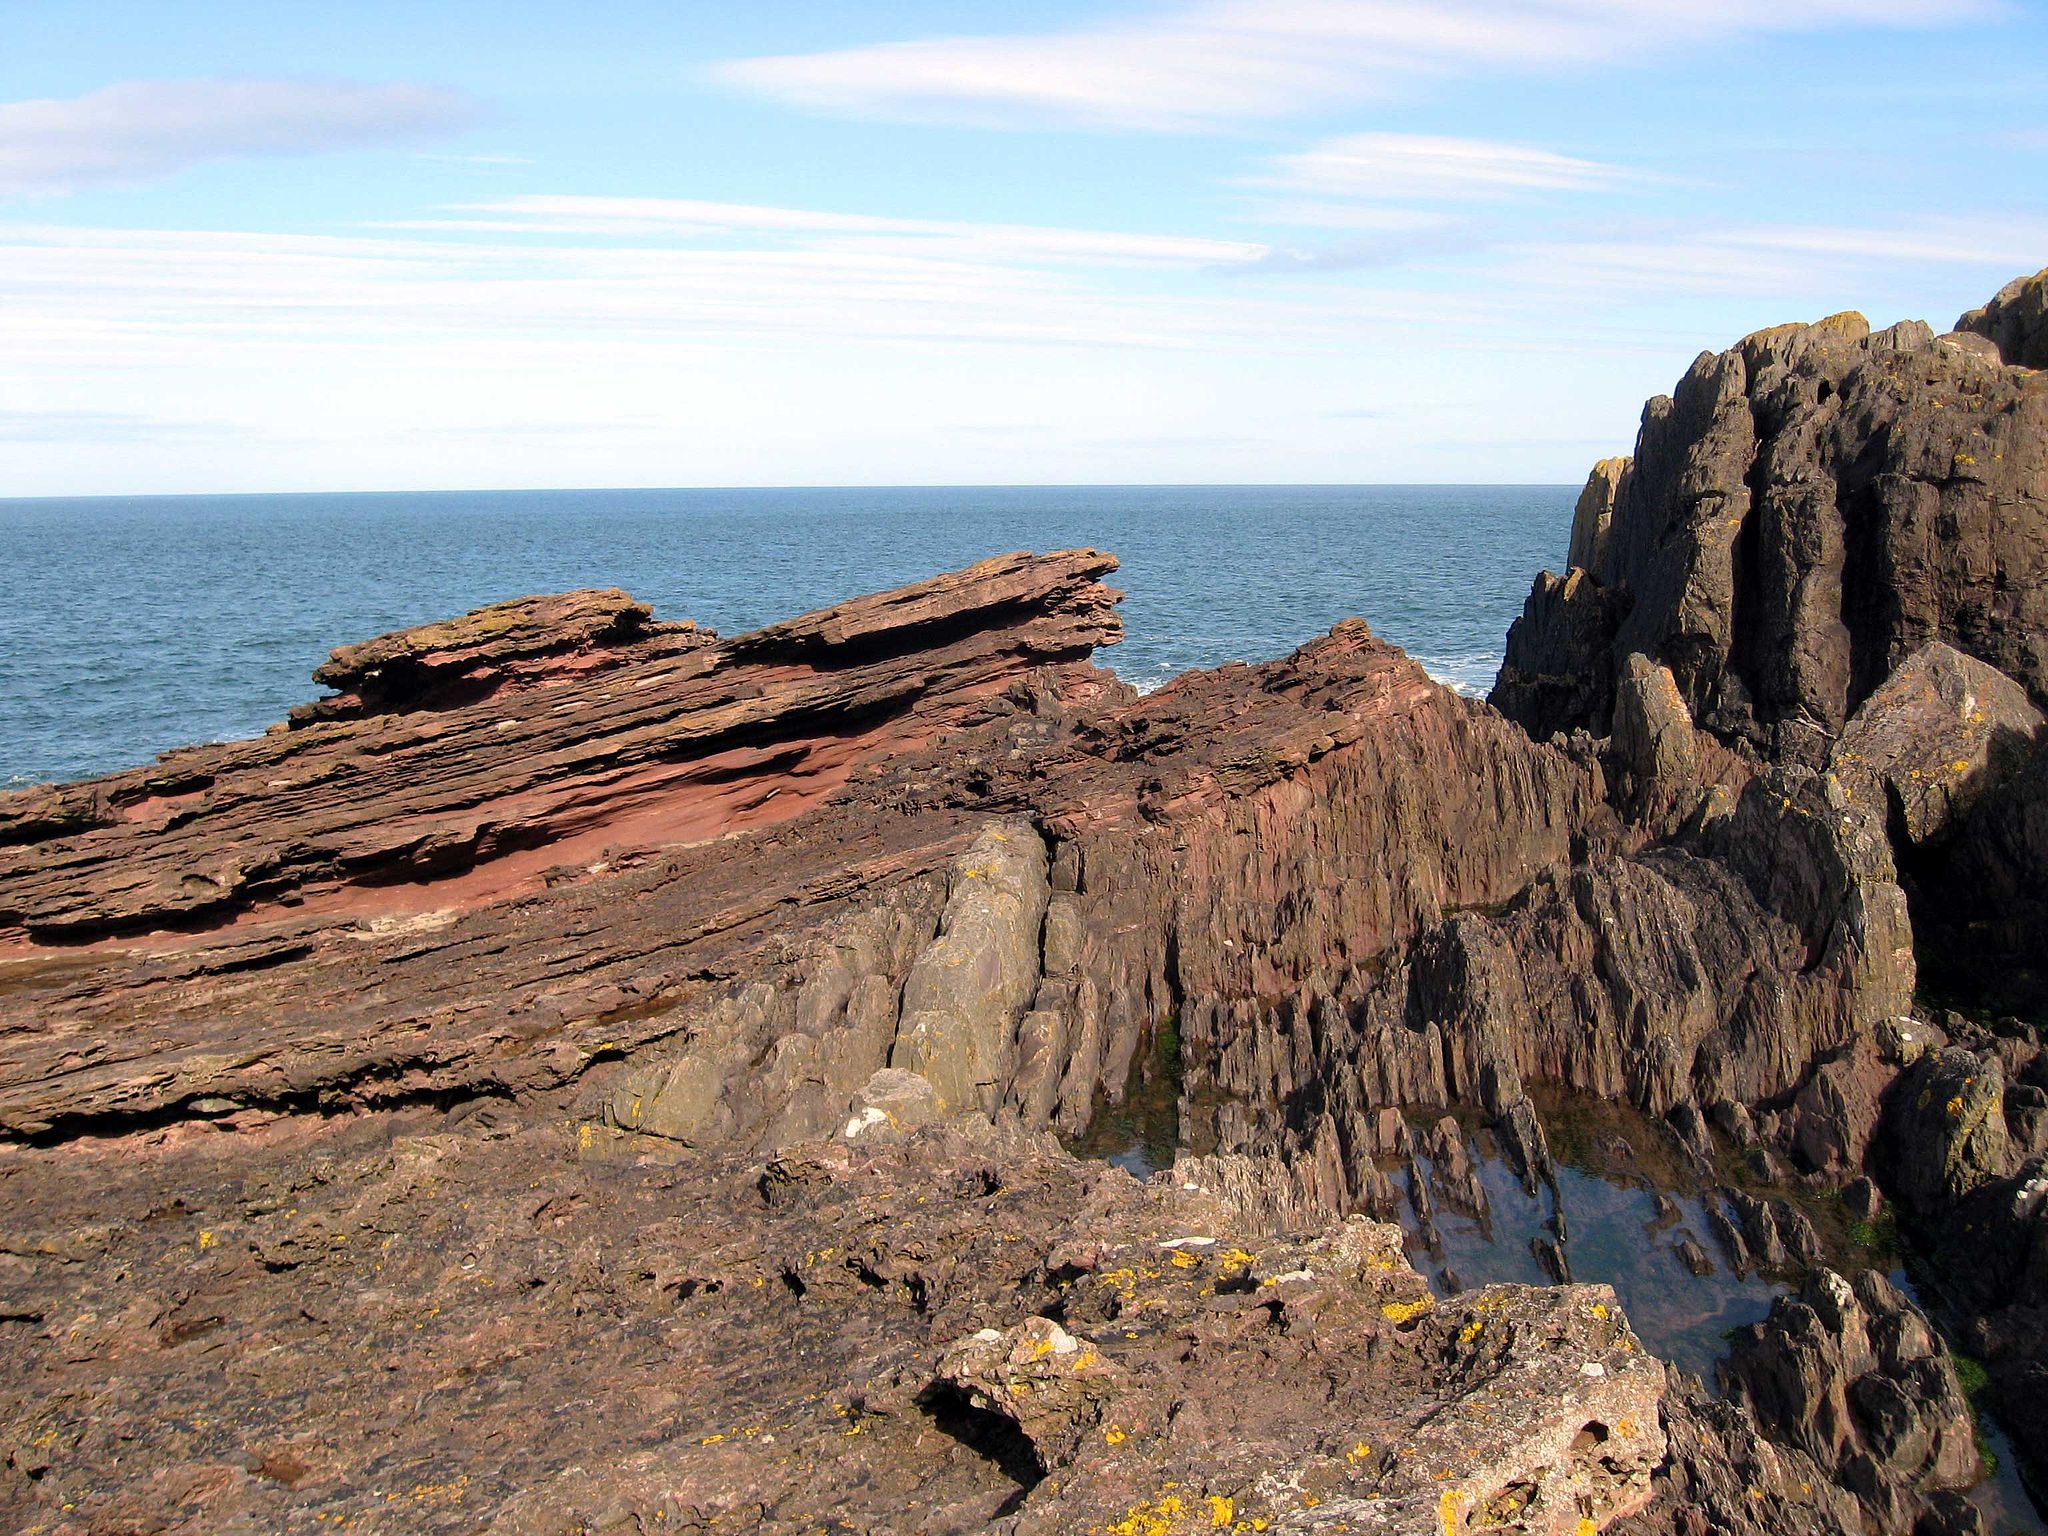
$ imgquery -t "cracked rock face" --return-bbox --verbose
[1958,264,2048,371]
[1492,310,2048,755]
[0,547,1674,1535]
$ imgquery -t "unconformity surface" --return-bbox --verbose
[2,267,2046,1536]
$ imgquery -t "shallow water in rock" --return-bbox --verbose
[1080,1082,2043,1530]
[1398,1145,1772,1384]
[1400,1138,2039,1531]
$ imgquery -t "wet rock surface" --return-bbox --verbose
[5,268,2048,1533]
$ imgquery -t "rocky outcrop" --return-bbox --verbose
[1958,265,2048,370]
[0,549,1684,1532]
[0,1106,1678,1536]
[889,823,1052,1116]
[294,587,702,724]
[0,548,1124,941]
[1484,271,2048,1511]
[1724,1270,1980,1534]
[1568,455,1630,575]
[1493,310,2048,755]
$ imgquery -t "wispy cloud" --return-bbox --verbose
[3,201,2035,495]
[1493,215,2048,299]
[414,153,534,167]
[1241,203,1455,233]
[0,78,476,197]
[0,408,227,443]
[0,218,1295,369]
[6,206,2024,392]
[379,194,1268,269]
[715,0,1995,130]
[1258,134,1637,201]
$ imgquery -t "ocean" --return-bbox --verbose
[0,484,1571,789]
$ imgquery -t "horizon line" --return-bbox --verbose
[0,478,1584,505]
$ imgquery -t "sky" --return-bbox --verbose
[1,0,2044,495]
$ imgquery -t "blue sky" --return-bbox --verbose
[1,0,2044,494]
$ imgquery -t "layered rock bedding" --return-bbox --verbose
[3,268,2046,1535]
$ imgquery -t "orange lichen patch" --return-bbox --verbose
[1104,1493,1188,1536]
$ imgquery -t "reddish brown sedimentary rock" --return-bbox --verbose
[293,586,707,724]
[0,549,1123,945]
[0,1109,1678,1536]
[0,550,1698,1534]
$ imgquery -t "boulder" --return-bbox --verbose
[1724,1269,1981,1533]
[1611,651,1703,830]
[1883,1047,2015,1217]
[1832,642,2044,846]
[1957,264,2048,369]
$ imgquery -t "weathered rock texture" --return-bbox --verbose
[0,1104,1686,1536]
[0,550,1710,1534]
[1487,272,2048,1513]
[1959,264,2048,371]
[1724,1269,1980,1534]
[1493,311,2048,756]
[294,587,699,725]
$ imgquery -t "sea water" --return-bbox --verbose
[0,484,1569,788]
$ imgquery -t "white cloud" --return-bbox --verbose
[0,79,476,197]
[1240,203,1454,232]
[1493,215,2048,299]
[0,217,1293,372]
[3,202,2036,493]
[0,408,225,443]
[714,0,1995,129]
[1258,133,1636,200]
[379,195,1268,269]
